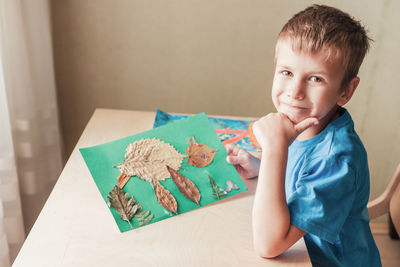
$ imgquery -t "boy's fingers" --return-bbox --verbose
[224,143,235,153]
[294,117,319,134]
[225,144,240,156]
[226,155,243,165]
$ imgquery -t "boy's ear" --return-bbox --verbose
[337,77,360,106]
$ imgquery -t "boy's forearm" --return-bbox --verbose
[250,113,311,257]
[252,144,291,256]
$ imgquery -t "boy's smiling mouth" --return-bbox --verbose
[278,100,311,123]
[280,101,308,110]
[284,103,306,110]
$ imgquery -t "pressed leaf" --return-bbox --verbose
[117,173,131,189]
[138,214,154,226]
[207,174,227,199]
[107,186,154,229]
[167,166,201,205]
[136,210,150,220]
[107,186,138,229]
[133,205,153,226]
[186,137,217,167]
[116,138,186,187]
[136,203,143,213]
[153,180,178,214]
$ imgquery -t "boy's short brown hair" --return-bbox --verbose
[278,5,372,89]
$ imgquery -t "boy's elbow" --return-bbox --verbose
[254,241,282,259]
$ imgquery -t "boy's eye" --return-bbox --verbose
[310,76,323,82]
[281,71,292,76]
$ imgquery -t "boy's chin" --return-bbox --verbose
[279,111,304,124]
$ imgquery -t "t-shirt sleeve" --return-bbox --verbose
[287,156,356,244]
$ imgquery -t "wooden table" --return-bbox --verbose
[13,109,311,266]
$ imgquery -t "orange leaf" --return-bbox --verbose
[186,137,217,167]
[167,166,200,205]
[153,180,178,214]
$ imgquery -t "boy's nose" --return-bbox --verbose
[287,81,305,100]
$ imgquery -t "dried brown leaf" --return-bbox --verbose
[117,173,131,189]
[167,166,200,205]
[107,186,138,229]
[186,137,217,167]
[116,138,186,187]
[153,180,178,214]
[138,214,154,226]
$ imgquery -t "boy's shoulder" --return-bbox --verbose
[299,109,367,172]
[326,109,366,163]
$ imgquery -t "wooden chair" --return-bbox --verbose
[367,163,400,238]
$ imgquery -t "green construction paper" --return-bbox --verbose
[80,113,248,232]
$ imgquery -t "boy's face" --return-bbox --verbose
[272,38,347,125]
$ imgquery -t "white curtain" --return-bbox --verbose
[0,0,64,266]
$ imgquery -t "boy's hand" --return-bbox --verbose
[225,144,260,179]
[252,113,319,148]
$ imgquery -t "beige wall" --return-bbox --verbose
[51,0,400,220]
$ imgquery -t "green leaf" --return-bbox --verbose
[207,174,227,199]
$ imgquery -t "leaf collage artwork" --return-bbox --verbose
[80,113,248,232]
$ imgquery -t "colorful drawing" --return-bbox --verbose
[153,109,261,152]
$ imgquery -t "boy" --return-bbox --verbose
[225,5,381,266]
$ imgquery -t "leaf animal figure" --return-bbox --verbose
[107,185,139,229]
[116,138,186,188]
[167,166,201,205]
[186,137,217,167]
[225,180,239,192]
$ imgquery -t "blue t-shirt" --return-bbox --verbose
[286,109,381,266]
